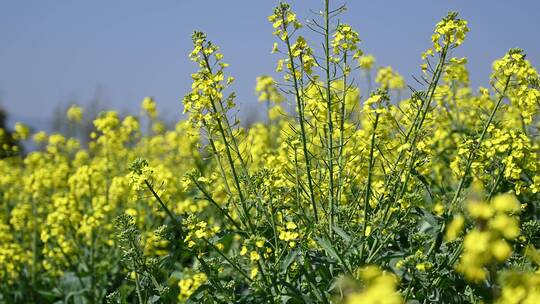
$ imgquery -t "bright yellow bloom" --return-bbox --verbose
[66,105,84,123]
[14,123,29,140]
[250,251,260,262]
[178,272,207,301]
[255,75,283,103]
[141,96,158,119]
[431,12,469,52]
[445,214,464,241]
[359,54,376,70]
[347,266,402,304]
[375,66,405,90]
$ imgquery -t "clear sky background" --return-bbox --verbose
[1,0,539,130]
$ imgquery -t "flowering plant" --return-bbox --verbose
[1,1,539,303]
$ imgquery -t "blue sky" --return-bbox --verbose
[1,0,539,129]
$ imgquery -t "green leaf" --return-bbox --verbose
[333,226,351,243]
[315,237,341,263]
[281,250,298,273]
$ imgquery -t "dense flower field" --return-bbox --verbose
[1,1,540,303]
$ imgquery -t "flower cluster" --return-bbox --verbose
[375,66,405,90]
[183,217,219,248]
[255,75,283,104]
[431,11,469,52]
[332,24,362,57]
[66,105,84,123]
[268,3,302,41]
[358,54,376,70]
[492,49,540,125]
[141,96,158,119]
[178,272,208,301]
[457,193,521,282]
[346,266,402,304]
[183,31,236,129]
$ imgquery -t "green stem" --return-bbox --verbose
[133,261,144,304]
[449,74,512,207]
[201,53,255,197]
[144,180,181,227]
[203,119,233,196]
[336,56,348,218]
[362,112,380,239]
[324,0,335,235]
[204,238,253,282]
[381,44,449,223]
[282,18,319,223]
[191,176,243,231]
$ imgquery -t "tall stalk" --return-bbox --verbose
[449,74,512,206]
[282,21,319,224]
[336,54,348,222]
[363,112,380,238]
[323,0,335,234]
[380,44,449,223]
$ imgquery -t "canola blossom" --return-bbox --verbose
[1,1,540,303]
